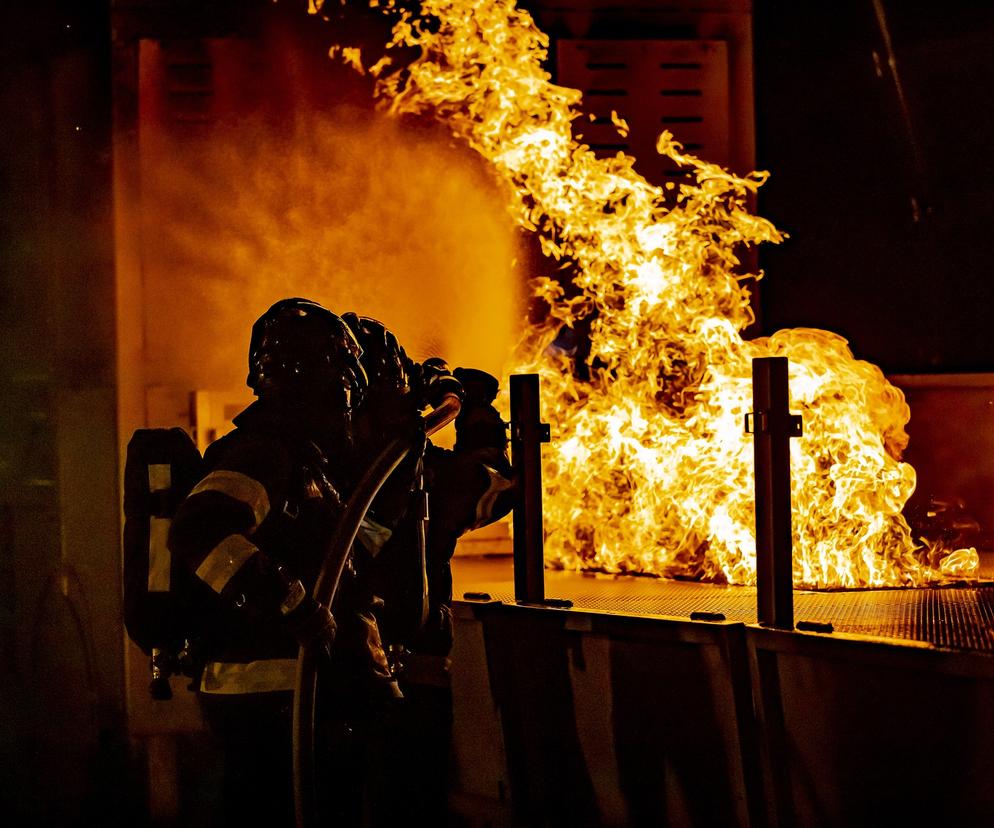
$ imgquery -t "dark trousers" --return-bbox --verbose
[366,683,454,825]
[199,690,387,828]
[200,692,296,827]
[199,680,453,827]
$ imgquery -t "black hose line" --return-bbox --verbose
[293,394,462,828]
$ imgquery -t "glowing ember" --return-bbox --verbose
[318,0,978,587]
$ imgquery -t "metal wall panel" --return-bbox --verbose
[452,598,994,825]
[452,601,760,826]
[746,627,994,826]
[557,39,731,184]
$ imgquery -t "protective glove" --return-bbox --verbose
[283,588,337,661]
[452,367,508,452]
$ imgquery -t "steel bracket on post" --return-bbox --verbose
[744,411,803,437]
[747,357,802,631]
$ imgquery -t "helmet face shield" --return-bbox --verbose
[247,299,368,414]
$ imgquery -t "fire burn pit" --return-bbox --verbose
[455,556,994,652]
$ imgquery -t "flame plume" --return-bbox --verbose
[318,0,977,587]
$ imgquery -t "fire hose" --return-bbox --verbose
[292,392,462,828]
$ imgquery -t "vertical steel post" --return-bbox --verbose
[747,357,802,630]
[510,373,550,604]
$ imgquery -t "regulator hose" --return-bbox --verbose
[293,393,462,828]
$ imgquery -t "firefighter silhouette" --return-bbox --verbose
[167,298,513,825]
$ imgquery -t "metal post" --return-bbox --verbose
[746,357,802,630]
[510,373,550,604]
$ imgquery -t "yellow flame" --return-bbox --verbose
[327,0,977,587]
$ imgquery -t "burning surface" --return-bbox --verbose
[320,0,977,587]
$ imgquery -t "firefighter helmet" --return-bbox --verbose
[341,313,412,400]
[247,298,368,409]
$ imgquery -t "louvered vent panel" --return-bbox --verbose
[557,40,730,184]
[161,40,214,130]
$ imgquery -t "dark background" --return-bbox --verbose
[754,0,994,373]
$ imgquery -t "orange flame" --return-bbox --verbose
[323,0,977,587]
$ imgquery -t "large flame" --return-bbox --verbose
[318,0,977,587]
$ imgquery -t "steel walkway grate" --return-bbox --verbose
[456,559,994,652]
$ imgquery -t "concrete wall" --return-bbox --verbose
[0,1,135,822]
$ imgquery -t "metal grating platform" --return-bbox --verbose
[454,557,994,652]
